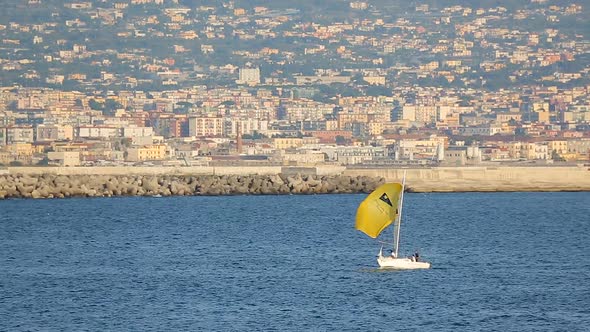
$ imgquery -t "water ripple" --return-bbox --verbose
[1,193,590,330]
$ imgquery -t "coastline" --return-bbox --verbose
[1,165,589,199]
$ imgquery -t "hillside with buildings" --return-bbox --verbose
[0,0,589,168]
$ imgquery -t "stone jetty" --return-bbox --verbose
[0,174,385,199]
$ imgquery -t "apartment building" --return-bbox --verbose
[188,116,225,137]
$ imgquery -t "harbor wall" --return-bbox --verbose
[0,173,383,199]
[2,165,590,193]
[342,166,590,192]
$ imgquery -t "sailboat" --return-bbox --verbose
[355,172,431,269]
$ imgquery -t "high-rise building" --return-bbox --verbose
[188,116,225,137]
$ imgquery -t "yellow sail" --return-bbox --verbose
[355,183,403,238]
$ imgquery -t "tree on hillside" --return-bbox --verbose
[89,99,103,111]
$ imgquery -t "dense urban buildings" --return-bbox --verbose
[0,0,588,167]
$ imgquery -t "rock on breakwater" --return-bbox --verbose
[0,174,385,199]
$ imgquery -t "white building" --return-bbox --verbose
[237,67,261,85]
[3,126,35,144]
[459,124,503,136]
[320,146,386,165]
[47,151,80,166]
[36,124,74,142]
[123,126,154,138]
[280,151,326,165]
[226,118,269,137]
[188,116,225,137]
[77,126,120,138]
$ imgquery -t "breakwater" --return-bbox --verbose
[1,165,589,199]
[0,174,384,199]
[344,166,590,192]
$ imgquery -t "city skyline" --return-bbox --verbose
[0,0,588,167]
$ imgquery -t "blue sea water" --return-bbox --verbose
[1,192,590,331]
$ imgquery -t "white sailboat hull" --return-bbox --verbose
[356,174,431,270]
[377,254,431,269]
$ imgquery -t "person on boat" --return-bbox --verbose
[413,251,420,262]
[390,249,396,258]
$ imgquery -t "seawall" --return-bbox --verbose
[1,165,589,199]
[0,173,384,199]
[342,166,590,192]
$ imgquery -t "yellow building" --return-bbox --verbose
[337,112,369,130]
[325,119,338,131]
[532,102,550,112]
[501,142,549,160]
[444,59,462,67]
[419,61,439,71]
[126,144,167,162]
[363,76,386,85]
[6,142,33,164]
[10,142,33,156]
[368,122,384,136]
[548,140,568,155]
[273,138,303,150]
[499,142,524,159]
[531,110,550,123]
[0,150,10,164]
[567,139,590,161]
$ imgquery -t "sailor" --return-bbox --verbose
[414,251,420,262]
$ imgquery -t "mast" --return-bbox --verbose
[394,171,406,258]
